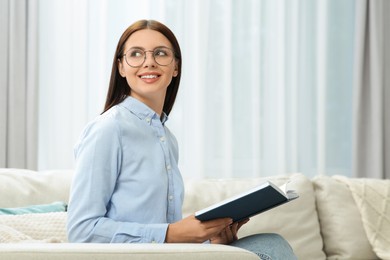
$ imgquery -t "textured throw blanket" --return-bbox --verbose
[0,212,67,243]
[336,176,390,260]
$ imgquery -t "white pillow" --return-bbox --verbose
[183,173,326,260]
[0,168,73,207]
[334,176,390,260]
[312,176,378,259]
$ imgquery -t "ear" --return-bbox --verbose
[172,65,179,77]
[118,59,126,77]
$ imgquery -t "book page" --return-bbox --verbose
[279,181,290,195]
[277,181,299,200]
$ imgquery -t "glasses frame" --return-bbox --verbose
[122,47,176,68]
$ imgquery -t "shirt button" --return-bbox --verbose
[169,195,173,200]
[145,117,151,123]
[166,165,171,170]
[160,136,165,142]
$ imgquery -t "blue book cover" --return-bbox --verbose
[195,181,299,222]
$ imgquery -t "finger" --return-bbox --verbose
[201,217,233,229]
[225,226,235,243]
[231,222,239,233]
[210,229,228,245]
[196,217,234,239]
[206,223,232,239]
[229,223,239,241]
[237,218,250,230]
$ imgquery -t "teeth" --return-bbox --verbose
[141,75,158,79]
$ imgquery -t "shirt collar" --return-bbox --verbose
[120,96,169,125]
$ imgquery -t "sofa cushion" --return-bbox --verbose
[313,175,378,259]
[183,173,326,260]
[0,169,73,207]
[335,176,390,260]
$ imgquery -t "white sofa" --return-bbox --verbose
[0,168,389,260]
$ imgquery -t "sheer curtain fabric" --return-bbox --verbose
[38,0,355,179]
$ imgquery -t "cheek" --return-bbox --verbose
[122,68,138,84]
[125,75,138,88]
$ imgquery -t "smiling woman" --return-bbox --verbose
[37,0,355,179]
[65,19,298,259]
[67,19,186,244]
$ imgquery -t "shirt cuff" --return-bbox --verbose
[142,223,169,243]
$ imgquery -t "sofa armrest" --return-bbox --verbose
[0,243,259,260]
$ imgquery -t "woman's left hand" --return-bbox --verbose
[210,219,250,244]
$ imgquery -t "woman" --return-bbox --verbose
[67,19,296,259]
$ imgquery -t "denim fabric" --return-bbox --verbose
[230,233,297,260]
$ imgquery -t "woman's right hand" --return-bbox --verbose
[165,215,233,243]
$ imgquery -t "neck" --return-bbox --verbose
[130,93,165,116]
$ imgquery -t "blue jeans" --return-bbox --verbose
[230,233,297,260]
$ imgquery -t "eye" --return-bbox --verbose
[128,49,144,57]
[154,48,169,57]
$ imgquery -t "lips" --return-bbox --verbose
[138,72,161,84]
[138,72,161,79]
[140,75,159,79]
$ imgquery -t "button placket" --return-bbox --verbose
[151,118,175,221]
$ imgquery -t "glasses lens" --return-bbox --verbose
[153,47,174,66]
[125,48,145,67]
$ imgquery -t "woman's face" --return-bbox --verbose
[118,29,178,109]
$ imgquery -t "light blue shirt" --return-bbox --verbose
[67,96,184,243]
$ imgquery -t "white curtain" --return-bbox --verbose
[353,0,390,179]
[0,0,38,169]
[38,0,355,179]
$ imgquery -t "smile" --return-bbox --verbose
[140,74,159,79]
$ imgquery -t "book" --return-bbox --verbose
[195,181,299,222]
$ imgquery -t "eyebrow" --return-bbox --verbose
[127,45,170,50]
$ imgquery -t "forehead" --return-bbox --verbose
[124,29,173,50]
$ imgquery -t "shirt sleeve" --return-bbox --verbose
[67,116,168,243]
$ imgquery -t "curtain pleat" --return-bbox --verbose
[353,0,390,179]
[0,0,38,169]
[0,0,9,167]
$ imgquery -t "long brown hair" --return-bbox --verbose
[102,20,182,115]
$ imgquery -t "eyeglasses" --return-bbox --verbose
[123,47,175,67]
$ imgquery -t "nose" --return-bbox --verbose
[143,51,157,67]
